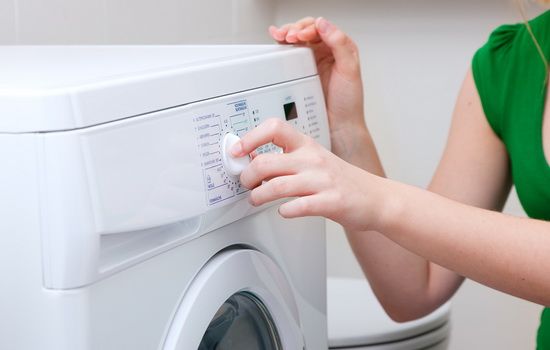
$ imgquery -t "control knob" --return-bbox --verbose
[221,133,250,177]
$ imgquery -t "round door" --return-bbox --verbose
[163,249,304,349]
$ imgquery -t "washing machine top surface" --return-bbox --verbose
[0,45,316,132]
[328,277,450,348]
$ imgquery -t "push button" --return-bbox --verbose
[221,133,250,177]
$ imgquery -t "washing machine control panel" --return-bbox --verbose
[39,76,329,289]
[192,78,327,208]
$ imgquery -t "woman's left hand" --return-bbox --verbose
[231,118,383,231]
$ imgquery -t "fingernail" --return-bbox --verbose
[317,17,331,34]
[274,31,284,41]
[231,141,243,156]
[287,29,296,38]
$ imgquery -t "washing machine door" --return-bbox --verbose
[163,249,304,350]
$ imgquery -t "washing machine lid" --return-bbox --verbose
[0,45,316,133]
[327,277,451,348]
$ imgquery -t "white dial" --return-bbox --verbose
[221,133,250,177]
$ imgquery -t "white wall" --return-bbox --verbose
[0,0,274,44]
[275,0,544,349]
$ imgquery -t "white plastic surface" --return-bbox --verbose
[329,325,450,350]
[38,75,329,289]
[163,249,303,349]
[0,194,328,349]
[0,45,317,132]
[0,45,329,350]
[221,133,250,177]
[328,277,450,348]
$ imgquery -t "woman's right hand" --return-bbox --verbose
[269,17,367,158]
[232,118,383,232]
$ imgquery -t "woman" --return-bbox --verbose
[231,7,550,348]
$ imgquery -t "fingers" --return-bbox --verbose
[269,24,290,43]
[296,24,320,43]
[286,17,316,43]
[269,17,360,77]
[269,26,284,43]
[240,152,301,189]
[278,193,332,218]
[231,118,305,157]
[314,17,360,75]
[270,17,317,44]
[248,173,317,206]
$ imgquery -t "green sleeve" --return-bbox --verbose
[471,24,521,139]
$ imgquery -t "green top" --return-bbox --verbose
[472,11,550,349]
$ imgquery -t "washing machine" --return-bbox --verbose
[328,277,451,349]
[0,45,330,349]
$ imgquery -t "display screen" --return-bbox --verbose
[283,102,298,121]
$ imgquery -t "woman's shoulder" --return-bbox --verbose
[478,10,549,55]
[471,10,549,139]
[482,22,524,55]
[473,10,550,84]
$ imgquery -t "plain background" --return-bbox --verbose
[0,0,545,348]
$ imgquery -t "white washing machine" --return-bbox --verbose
[328,277,451,350]
[0,46,330,349]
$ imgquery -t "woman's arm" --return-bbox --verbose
[343,70,515,321]
[377,172,550,307]
[235,79,550,314]
[253,18,547,320]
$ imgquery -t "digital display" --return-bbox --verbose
[284,102,298,121]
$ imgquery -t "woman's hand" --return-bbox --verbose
[232,118,384,231]
[269,17,368,158]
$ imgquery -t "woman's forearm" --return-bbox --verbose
[330,125,385,177]
[331,126,448,320]
[376,177,550,306]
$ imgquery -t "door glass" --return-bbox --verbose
[198,292,282,350]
